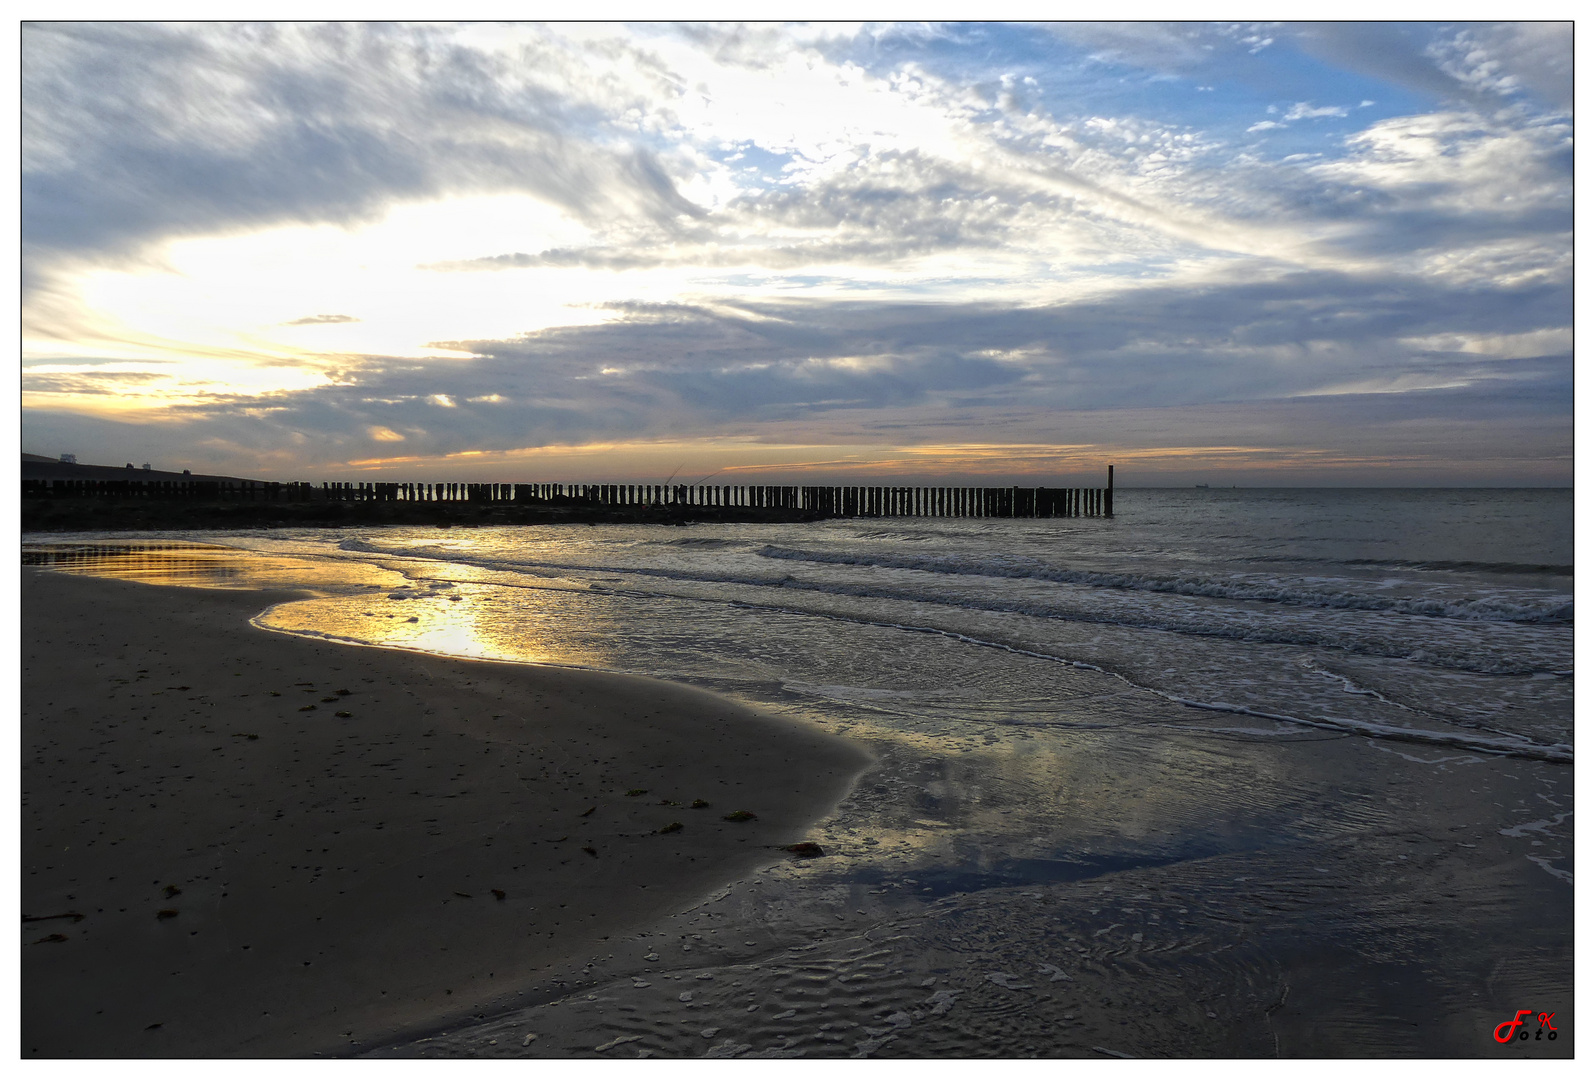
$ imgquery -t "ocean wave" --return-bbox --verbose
[1229,553,1573,577]
[262,534,1571,757]
[328,537,1566,676]
[638,536,742,549]
[725,602,1573,765]
[1342,558,1574,577]
[753,546,1572,624]
[1166,700,1573,764]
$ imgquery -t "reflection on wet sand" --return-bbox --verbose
[22,534,1573,1057]
[21,539,613,672]
[254,583,616,672]
[20,540,393,593]
[23,542,254,586]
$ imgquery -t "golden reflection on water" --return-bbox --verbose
[21,540,1274,890]
[256,584,614,671]
[23,540,607,670]
[19,541,356,590]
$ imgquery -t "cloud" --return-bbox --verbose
[1292,22,1571,112]
[22,23,705,269]
[1043,23,1251,77]
[285,314,360,325]
[1304,111,1571,267]
[25,21,1570,296]
[23,369,169,394]
[1425,23,1573,110]
[430,150,1062,273]
[27,265,1557,468]
[1054,22,1569,121]
[1283,102,1349,121]
[19,22,1572,484]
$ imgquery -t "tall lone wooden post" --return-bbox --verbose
[1106,465,1114,518]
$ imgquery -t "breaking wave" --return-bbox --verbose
[753,546,1572,624]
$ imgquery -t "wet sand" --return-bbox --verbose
[366,720,1575,1060]
[20,546,1574,1059]
[20,570,871,1057]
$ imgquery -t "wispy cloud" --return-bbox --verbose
[20,21,1572,483]
[1283,102,1349,121]
[23,23,706,268]
[284,314,360,326]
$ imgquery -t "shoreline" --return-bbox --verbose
[21,569,872,1057]
[19,517,1573,1059]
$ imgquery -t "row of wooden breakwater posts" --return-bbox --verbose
[23,468,1116,518]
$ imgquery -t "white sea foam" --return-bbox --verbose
[1499,812,1573,838]
[329,537,1570,676]
[216,490,1577,767]
[752,545,1572,624]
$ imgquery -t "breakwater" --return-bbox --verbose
[23,468,1115,519]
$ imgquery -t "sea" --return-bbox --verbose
[24,487,1574,1057]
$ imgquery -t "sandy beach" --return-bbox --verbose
[21,569,872,1057]
[20,513,1573,1059]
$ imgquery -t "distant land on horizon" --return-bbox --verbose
[22,453,266,486]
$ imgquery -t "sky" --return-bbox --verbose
[18,18,1574,486]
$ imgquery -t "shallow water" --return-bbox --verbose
[23,488,1574,1056]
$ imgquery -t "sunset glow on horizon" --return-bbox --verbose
[22,20,1572,486]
